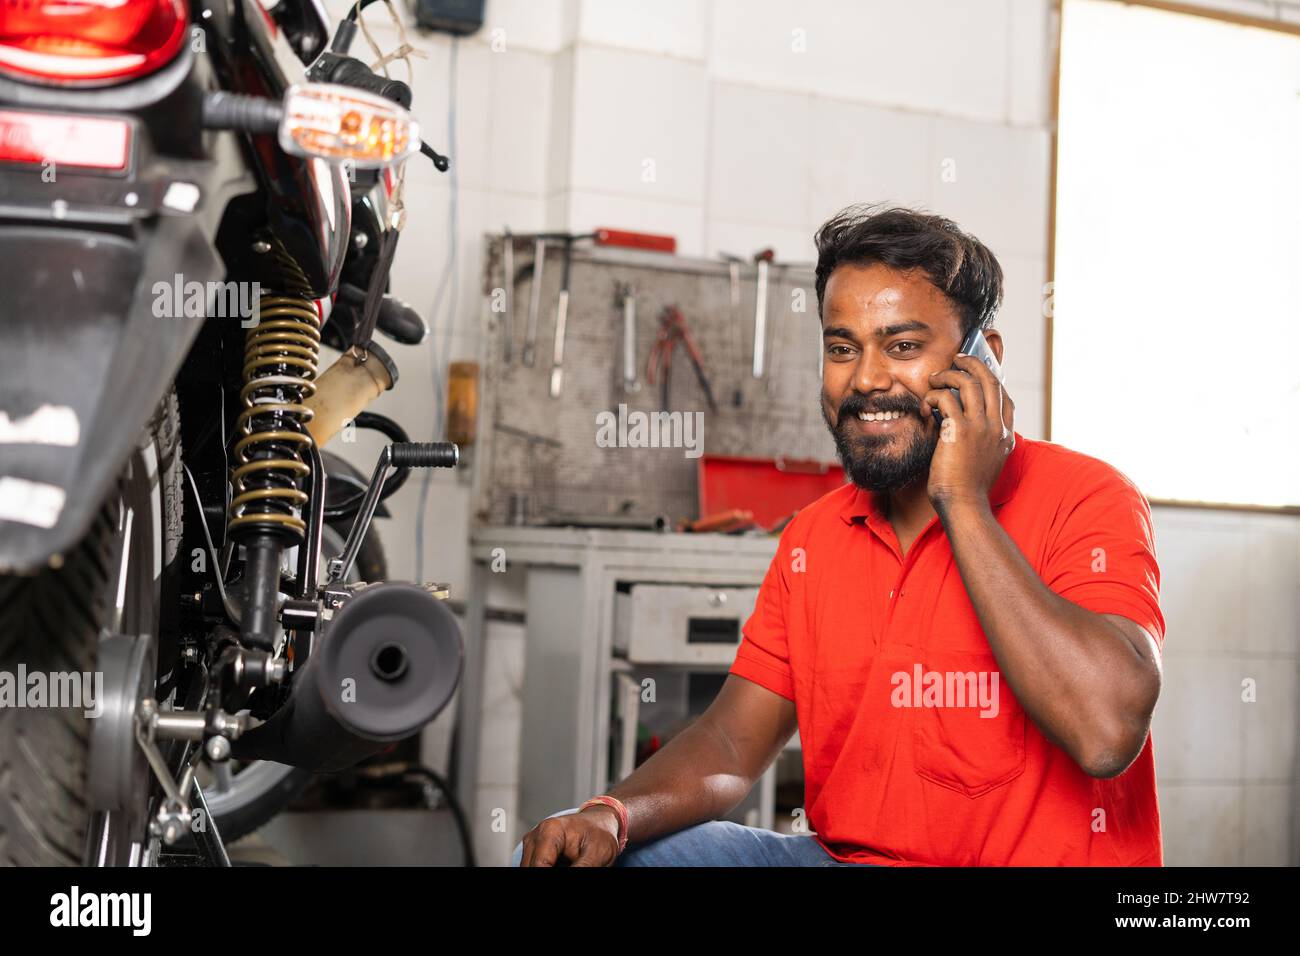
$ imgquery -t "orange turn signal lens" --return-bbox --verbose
[278,83,419,169]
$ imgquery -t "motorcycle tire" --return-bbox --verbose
[202,760,315,845]
[0,394,181,866]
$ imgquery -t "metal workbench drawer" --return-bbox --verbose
[614,583,760,665]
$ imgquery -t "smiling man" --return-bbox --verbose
[515,205,1165,867]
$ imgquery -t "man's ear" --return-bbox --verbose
[983,328,1005,366]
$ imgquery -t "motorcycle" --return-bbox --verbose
[0,0,462,866]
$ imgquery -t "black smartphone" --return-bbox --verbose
[931,327,1004,425]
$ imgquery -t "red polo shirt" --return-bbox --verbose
[730,433,1165,866]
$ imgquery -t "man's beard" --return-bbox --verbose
[821,391,938,493]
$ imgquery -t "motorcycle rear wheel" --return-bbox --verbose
[0,396,179,866]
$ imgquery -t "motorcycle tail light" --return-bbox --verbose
[0,0,188,86]
[0,108,130,170]
[279,84,419,170]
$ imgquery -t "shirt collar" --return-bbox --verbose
[837,431,1027,525]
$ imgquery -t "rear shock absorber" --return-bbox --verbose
[227,283,321,649]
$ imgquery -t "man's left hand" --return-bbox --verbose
[923,353,1016,510]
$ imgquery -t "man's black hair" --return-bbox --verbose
[813,204,1004,336]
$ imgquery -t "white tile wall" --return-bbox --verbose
[993,254,1049,388]
[1148,506,1299,864]
[1242,783,1296,866]
[560,189,706,256]
[1007,0,1055,127]
[1151,655,1247,781]
[927,117,1051,261]
[1157,784,1241,866]
[486,48,556,196]
[1242,662,1298,780]
[707,81,812,229]
[480,0,577,54]
[444,42,495,192]
[389,185,487,343]
[546,46,576,198]
[1151,512,1251,654]
[576,0,708,60]
[706,0,821,102]
[705,219,813,266]
[708,0,1015,124]
[1242,518,1300,656]
[807,97,935,220]
[568,47,710,204]
[486,192,548,236]
[1010,382,1046,440]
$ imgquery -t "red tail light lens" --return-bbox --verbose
[0,109,131,170]
[0,0,188,86]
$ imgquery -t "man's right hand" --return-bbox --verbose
[518,805,622,867]
[516,676,797,866]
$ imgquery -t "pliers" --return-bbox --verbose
[646,306,718,413]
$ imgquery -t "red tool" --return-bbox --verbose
[646,306,718,413]
[679,509,757,534]
[595,228,676,254]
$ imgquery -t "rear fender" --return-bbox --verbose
[0,216,222,574]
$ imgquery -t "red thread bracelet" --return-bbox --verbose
[580,795,629,853]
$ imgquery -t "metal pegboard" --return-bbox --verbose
[472,236,838,527]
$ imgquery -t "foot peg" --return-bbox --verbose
[326,441,458,584]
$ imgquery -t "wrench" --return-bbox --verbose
[548,237,575,398]
[522,237,545,367]
[620,284,640,393]
[752,248,773,378]
[501,228,514,364]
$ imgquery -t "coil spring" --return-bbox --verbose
[226,289,321,541]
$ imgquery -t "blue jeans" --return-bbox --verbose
[511,808,867,867]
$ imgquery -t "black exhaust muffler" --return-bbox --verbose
[232,583,462,772]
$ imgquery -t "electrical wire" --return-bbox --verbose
[183,462,241,625]
[415,35,459,583]
[341,0,453,583]
[356,1,422,227]
[343,9,465,808]
[321,412,414,521]
[404,765,476,867]
[346,0,383,22]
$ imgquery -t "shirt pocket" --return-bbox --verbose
[911,649,1027,798]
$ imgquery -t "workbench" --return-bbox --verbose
[455,526,785,835]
